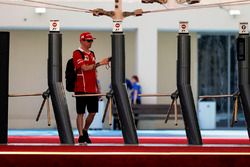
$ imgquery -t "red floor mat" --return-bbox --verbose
[8,136,250,144]
[2,137,250,167]
[1,143,250,167]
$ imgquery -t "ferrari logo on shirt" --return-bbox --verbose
[84,56,89,61]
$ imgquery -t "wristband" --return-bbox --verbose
[95,62,101,68]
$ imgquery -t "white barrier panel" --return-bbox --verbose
[89,100,105,130]
[198,101,216,129]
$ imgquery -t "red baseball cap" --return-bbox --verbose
[80,32,96,41]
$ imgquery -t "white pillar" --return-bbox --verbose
[136,26,158,104]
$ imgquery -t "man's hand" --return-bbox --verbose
[99,57,110,65]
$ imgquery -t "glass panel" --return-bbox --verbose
[198,34,244,128]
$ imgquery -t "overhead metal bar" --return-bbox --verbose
[144,0,250,14]
[0,1,87,13]
[24,0,92,13]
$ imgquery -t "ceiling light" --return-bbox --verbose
[35,8,46,14]
[229,9,241,16]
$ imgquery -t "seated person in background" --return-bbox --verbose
[109,78,132,92]
[130,75,142,128]
[126,78,133,90]
[131,75,142,105]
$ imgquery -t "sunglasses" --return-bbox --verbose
[84,40,93,43]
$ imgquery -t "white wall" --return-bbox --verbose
[157,32,198,104]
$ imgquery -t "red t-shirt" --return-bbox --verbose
[73,48,98,93]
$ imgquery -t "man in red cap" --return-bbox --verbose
[73,32,109,144]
